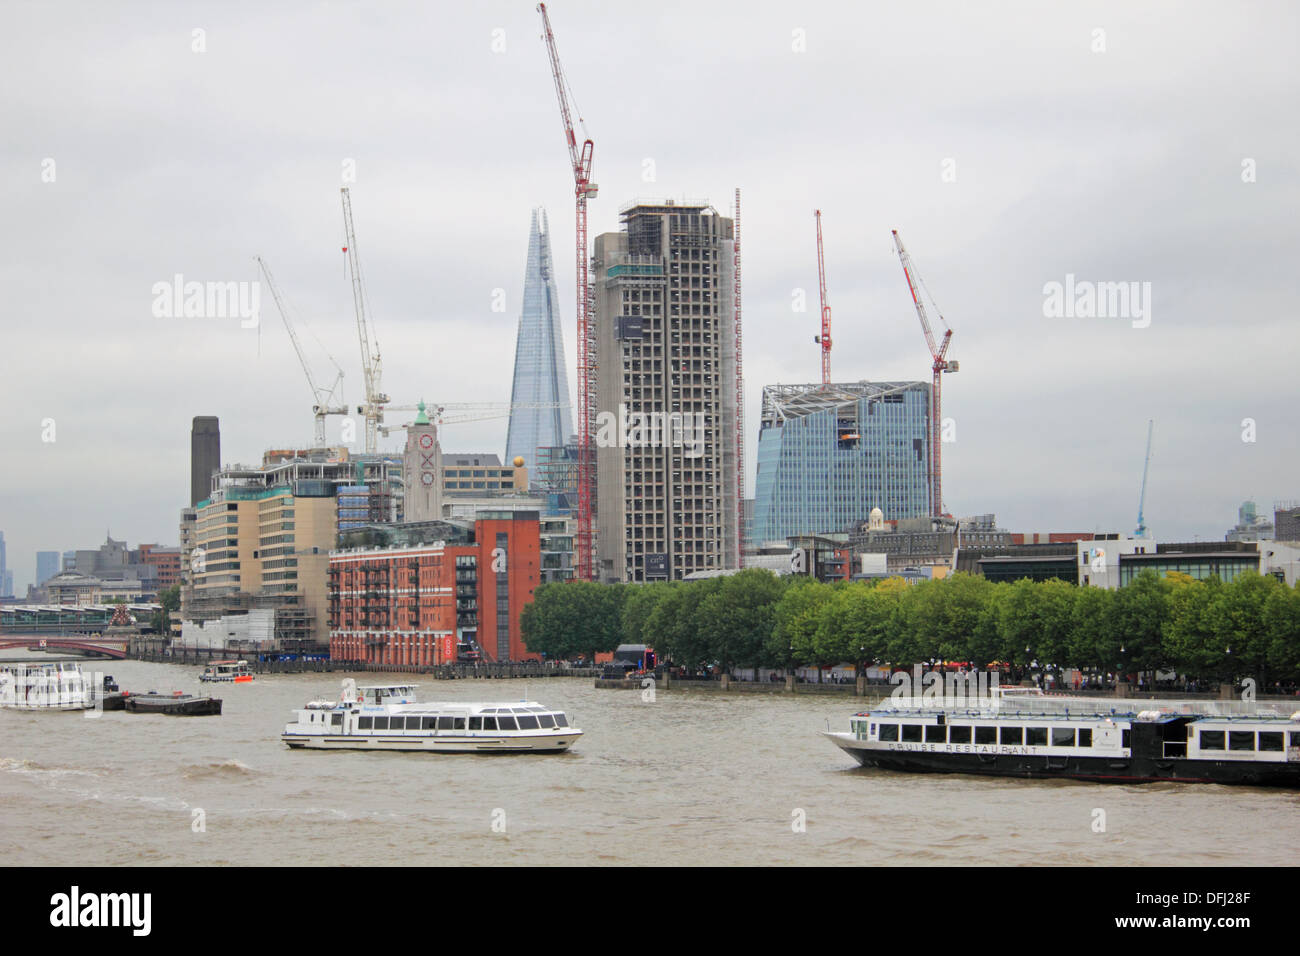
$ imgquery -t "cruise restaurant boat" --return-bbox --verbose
[199,660,253,683]
[825,687,1300,787]
[0,658,98,711]
[281,679,581,753]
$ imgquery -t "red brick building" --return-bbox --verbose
[329,511,541,666]
[135,544,182,591]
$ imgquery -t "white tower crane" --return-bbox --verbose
[340,187,389,453]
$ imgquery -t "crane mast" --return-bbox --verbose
[538,2,597,581]
[892,229,957,517]
[814,210,832,384]
[255,256,346,446]
[341,187,388,453]
[1135,420,1153,537]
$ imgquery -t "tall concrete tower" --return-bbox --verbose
[402,402,444,523]
[593,200,740,582]
[505,208,574,478]
[190,416,221,506]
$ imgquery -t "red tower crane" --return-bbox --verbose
[814,210,832,384]
[538,3,597,580]
[891,229,958,517]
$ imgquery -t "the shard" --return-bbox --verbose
[505,208,574,479]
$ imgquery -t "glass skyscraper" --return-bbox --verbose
[505,208,574,479]
[752,382,932,545]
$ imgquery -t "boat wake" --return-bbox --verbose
[180,759,258,780]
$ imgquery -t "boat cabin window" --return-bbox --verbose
[498,716,519,731]
[1200,730,1225,750]
[1229,731,1255,752]
[948,725,972,744]
[1052,728,1075,747]
[975,726,996,745]
[517,715,540,730]
[1258,732,1283,752]
[1000,727,1023,746]
[924,725,946,743]
[878,723,899,742]
[1077,728,1092,747]
[469,717,482,730]
[374,717,390,731]
[539,714,556,729]
[359,716,373,730]
[1291,732,1300,748]
[901,724,923,743]
[481,717,498,731]
[331,713,342,727]
[1026,727,1048,746]
[437,716,454,730]
[554,714,568,728]
[1122,730,1130,748]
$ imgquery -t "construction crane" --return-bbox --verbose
[538,2,597,580]
[255,256,348,446]
[1135,419,1153,537]
[814,210,832,384]
[384,401,569,432]
[892,229,958,517]
[733,188,745,564]
[340,186,389,453]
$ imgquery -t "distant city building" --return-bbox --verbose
[1,570,12,600]
[36,551,60,587]
[135,544,181,592]
[442,453,526,498]
[61,550,75,571]
[505,208,574,479]
[593,199,741,583]
[330,512,541,665]
[0,532,9,598]
[1226,500,1274,542]
[190,416,221,507]
[752,382,931,548]
[1272,502,1300,542]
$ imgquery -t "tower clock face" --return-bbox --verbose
[421,471,435,486]
[419,433,434,450]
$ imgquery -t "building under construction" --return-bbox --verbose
[751,382,931,548]
[592,200,741,582]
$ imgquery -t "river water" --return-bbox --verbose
[2,657,1296,866]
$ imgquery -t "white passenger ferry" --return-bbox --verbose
[825,686,1300,787]
[0,659,98,711]
[281,679,581,753]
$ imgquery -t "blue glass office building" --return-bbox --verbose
[505,208,574,478]
[752,382,931,545]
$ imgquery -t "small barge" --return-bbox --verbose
[124,691,223,716]
[825,687,1300,787]
[282,679,580,753]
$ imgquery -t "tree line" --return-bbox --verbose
[520,569,1300,685]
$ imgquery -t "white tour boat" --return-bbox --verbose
[281,679,582,753]
[0,658,98,711]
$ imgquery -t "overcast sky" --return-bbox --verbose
[2,0,1297,590]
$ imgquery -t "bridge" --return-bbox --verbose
[0,635,128,659]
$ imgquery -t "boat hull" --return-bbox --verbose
[281,730,581,753]
[125,696,223,716]
[825,733,1300,787]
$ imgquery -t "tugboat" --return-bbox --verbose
[282,679,581,753]
[199,660,253,683]
[825,686,1300,787]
